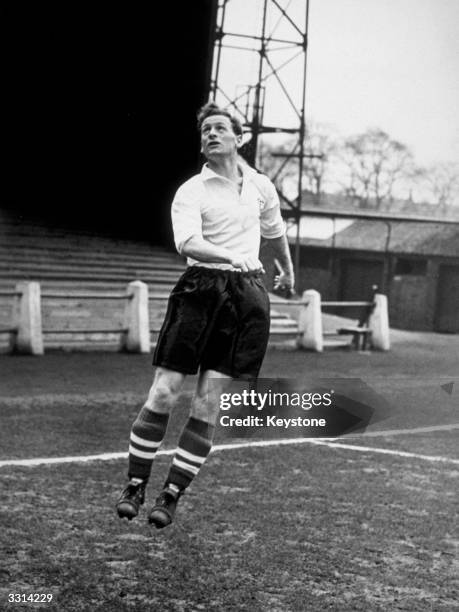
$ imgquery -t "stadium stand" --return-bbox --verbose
[0,215,183,351]
[0,214,300,352]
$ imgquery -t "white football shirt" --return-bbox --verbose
[171,163,285,270]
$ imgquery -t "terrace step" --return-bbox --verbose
[0,269,182,283]
[0,251,185,270]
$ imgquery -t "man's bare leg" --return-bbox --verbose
[148,370,231,528]
[117,367,186,520]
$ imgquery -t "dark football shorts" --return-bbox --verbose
[153,266,270,379]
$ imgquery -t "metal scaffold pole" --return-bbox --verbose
[209,0,311,280]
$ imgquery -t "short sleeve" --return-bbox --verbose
[259,177,285,239]
[171,184,203,254]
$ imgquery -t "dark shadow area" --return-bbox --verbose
[1,3,216,244]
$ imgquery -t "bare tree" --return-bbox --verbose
[340,129,413,209]
[399,163,426,204]
[257,122,337,205]
[425,162,459,210]
[257,137,295,181]
[302,122,337,203]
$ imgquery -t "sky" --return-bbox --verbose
[214,0,459,168]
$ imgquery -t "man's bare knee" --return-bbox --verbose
[144,367,186,414]
[190,394,220,425]
[190,370,230,424]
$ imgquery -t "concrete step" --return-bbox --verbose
[1,219,164,242]
[0,263,183,281]
[0,244,183,264]
[0,270,182,283]
[270,312,294,320]
[270,320,299,331]
[0,282,175,303]
[269,305,299,342]
[0,251,185,271]
[1,231,176,254]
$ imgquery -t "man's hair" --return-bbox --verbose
[197,102,243,136]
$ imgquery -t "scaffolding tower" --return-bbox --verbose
[209,0,311,277]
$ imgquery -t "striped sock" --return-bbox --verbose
[128,407,169,481]
[166,416,215,491]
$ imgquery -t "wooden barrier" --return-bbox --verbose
[11,282,44,355]
[1,281,390,354]
[297,289,323,351]
[2,281,153,354]
[368,294,390,350]
[120,281,150,353]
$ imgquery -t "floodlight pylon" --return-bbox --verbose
[209,0,311,276]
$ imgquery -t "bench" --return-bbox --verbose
[336,286,378,350]
[337,324,372,350]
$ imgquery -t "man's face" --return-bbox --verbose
[200,114,242,160]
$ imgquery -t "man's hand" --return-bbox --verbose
[230,255,265,273]
[266,235,295,295]
[273,257,295,296]
[274,270,295,294]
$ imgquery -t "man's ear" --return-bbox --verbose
[236,134,243,149]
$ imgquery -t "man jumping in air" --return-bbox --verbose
[116,101,294,528]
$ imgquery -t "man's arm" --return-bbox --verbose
[258,176,294,290]
[181,235,264,273]
[264,233,295,292]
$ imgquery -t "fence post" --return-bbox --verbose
[297,289,323,352]
[11,282,44,355]
[121,280,150,353]
[369,293,390,351]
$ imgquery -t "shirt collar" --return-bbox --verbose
[200,162,257,183]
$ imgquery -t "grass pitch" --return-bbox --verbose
[0,442,457,611]
[0,336,458,611]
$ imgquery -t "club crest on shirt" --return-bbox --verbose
[257,197,265,210]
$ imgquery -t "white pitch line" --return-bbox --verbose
[345,423,459,437]
[307,440,459,464]
[1,432,459,468]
